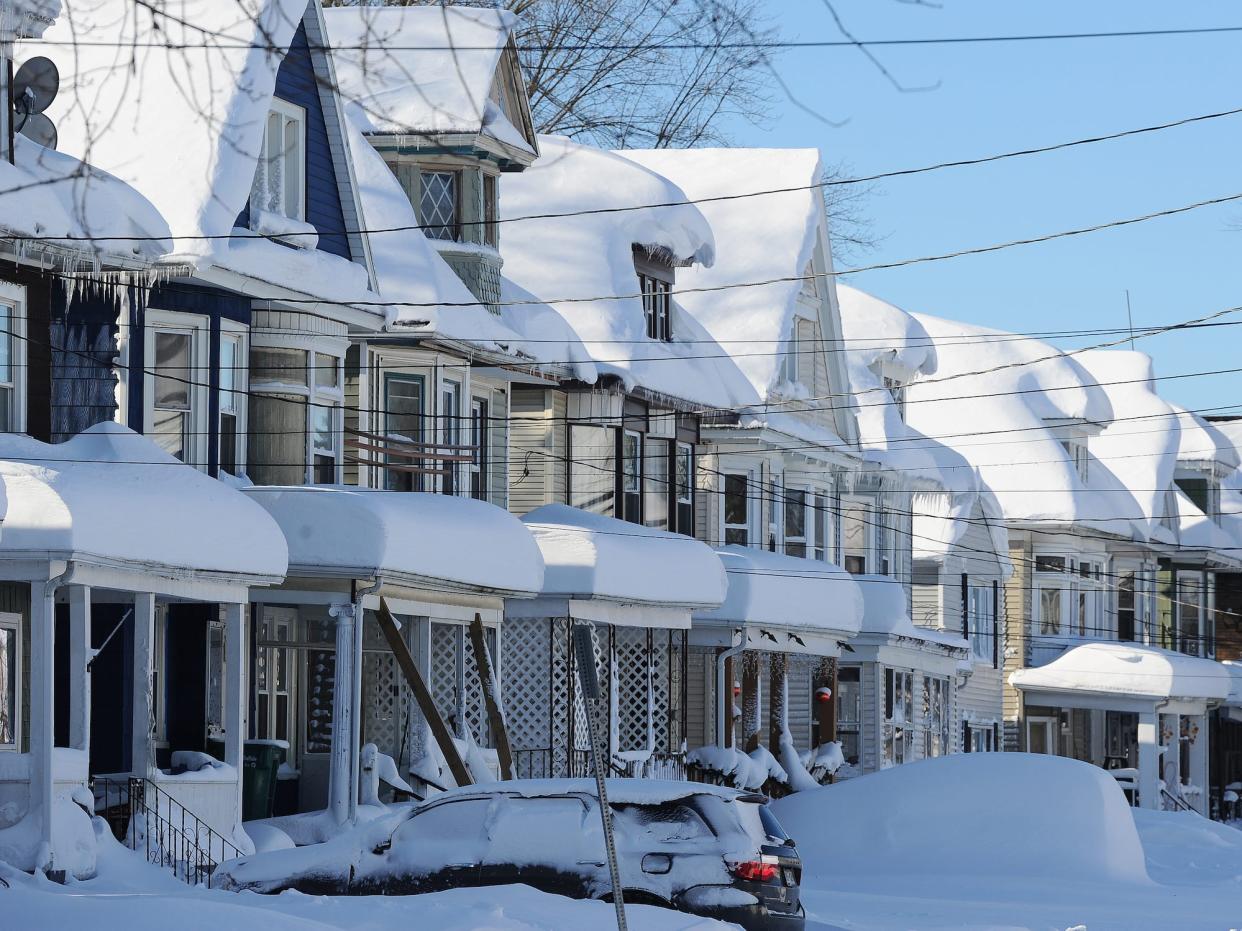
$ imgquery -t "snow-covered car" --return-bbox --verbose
[218,779,804,929]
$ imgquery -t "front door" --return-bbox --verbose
[1026,716,1059,754]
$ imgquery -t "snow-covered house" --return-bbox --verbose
[618,149,875,783]
[497,137,756,779]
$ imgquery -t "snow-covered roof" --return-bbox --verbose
[1224,662,1242,707]
[693,545,863,639]
[906,312,1148,535]
[2,0,59,38]
[1010,642,1232,703]
[620,148,829,399]
[1172,406,1240,473]
[853,574,969,651]
[520,504,726,609]
[39,0,387,317]
[323,5,532,155]
[245,487,543,596]
[1076,351,1182,544]
[0,423,287,580]
[500,136,758,409]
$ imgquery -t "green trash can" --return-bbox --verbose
[242,741,283,821]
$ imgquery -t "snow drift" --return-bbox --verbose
[772,752,1151,887]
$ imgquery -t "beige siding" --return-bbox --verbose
[550,392,568,503]
[1003,534,1033,750]
[687,646,715,749]
[508,387,552,515]
[695,450,719,545]
[860,662,879,773]
[489,386,509,507]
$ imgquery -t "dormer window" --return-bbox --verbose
[420,169,461,241]
[639,273,672,341]
[779,329,801,385]
[1059,437,1089,482]
[1175,472,1221,523]
[252,99,306,222]
[883,376,907,421]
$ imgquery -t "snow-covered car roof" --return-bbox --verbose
[423,777,766,806]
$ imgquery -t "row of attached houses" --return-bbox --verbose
[0,0,1238,879]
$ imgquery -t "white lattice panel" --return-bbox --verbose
[463,627,496,748]
[651,632,671,753]
[615,627,650,753]
[430,623,461,736]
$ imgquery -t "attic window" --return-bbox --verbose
[779,329,800,385]
[639,273,672,342]
[420,170,460,241]
[1060,437,1089,482]
[883,376,907,421]
[1176,474,1220,523]
[252,98,306,222]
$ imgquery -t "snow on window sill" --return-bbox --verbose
[248,209,319,251]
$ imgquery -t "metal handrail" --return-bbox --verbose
[1160,786,1196,813]
[91,776,242,887]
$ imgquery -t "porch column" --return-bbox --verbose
[68,586,92,757]
[327,601,357,824]
[29,580,56,869]
[1188,712,1209,815]
[223,603,247,821]
[767,653,787,752]
[131,592,156,779]
[1137,710,1159,809]
[741,655,761,752]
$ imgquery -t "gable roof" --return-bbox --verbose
[38,0,388,323]
[500,135,756,409]
[322,5,536,157]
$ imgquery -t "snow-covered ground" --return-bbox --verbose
[7,754,1242,930]
[774,753,1242,931]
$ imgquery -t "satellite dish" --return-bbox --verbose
[12,56,59,115]
[17,112,57,150]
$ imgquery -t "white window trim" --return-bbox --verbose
[0,281,27,434]
[254,96,307,223]
[0,611,20,751]
[842,496,873,574]
[721,469,754,546]
[218,322,249,476]
[143,309,210,471]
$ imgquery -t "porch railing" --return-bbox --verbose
[511,749,687,781]
[92,776,242,887]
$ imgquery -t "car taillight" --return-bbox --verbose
[730,860,778,883]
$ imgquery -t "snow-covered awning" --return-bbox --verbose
[1224,662,1242,710]
[847,575,968,673]
[0,424,287,594]
[1011,643,1232,709]
[692,546,862,654]
[508,504,726,629]
[245,487,543,597]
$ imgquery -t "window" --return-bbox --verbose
[621,430,642,522]
[1038,583,1064,636]
[0,614,18,749]
[883,668,914,767]
[836,666,861,766]
[1117,571,1137,642]
[251,344,341,485]
[252,99,305,221]
[779,329,800,386]
[1060,437,1089,482]
[875,508,893,576]
[152,329,193,460]
[922,676,950,758]
[644,437,670,530]
[811,492,833,562]
[1176,474,1221,523]
[0,285,27,433]
[385,374,425,492]
[218,332,245,475]
[420,169,460,241]
[842,501,870,575]
[639,273,672,342]
[570,424,616,516]
[968,724,996,753]
[967,584,995,661]
[483,173,499,247]
[441,381,462,495]
[1178,572,1204,656]
[784,487,807,558]
[723,473,750,545]
[883,377,906,421]
[312,355,343,486]
[470,397,489,501]
[256,611,295,745]
[675,442,694,532]
[206,618,225,740]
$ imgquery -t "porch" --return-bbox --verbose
[1011,642,1233,813]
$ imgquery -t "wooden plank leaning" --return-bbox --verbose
[468,613,513,781]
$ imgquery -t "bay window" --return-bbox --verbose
[384,373,426,492]
[644,437,670,530]
[1117,571,1138,642]
[1178,571,1205,656]
[440,380,462,495]
[569,424,616,516]
[0,283,26,433]
[784,487,807,558]
[218,331,246,475]
[146,311,208,469]
[621,430,642,522]
[249,344,343,485]
[470,396,489,500]
[967,583,995,662]
[675,443,694,531]
[420,169,460,241]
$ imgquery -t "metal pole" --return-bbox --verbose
[573,623,627,931]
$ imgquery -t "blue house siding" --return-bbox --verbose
[273,23,351,261]
[52,284,120,442]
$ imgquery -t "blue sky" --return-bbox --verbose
[720,0,1242,412]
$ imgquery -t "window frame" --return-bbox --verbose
[419,168,462,242]
[841,498,872,575]
[675,441,694,533]
[967,583,995,662]
[309,352,343,485]
[620,429,643,522]
[482,172,499,248]
[569,422,617,516]
[0,282,27,435]
[143,309,210,470]
[253,96,307,223]
[638,272,672,342]
[383,371,427,492]
[217,325,248,477]
[0,612,20,751]
[470,395,489,501]
[440,379,463,496]
[783,485,808,559]
[722,470,753,546]
[882,667,915,767]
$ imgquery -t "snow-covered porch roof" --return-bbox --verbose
[505,504,727,629]
[847,574,969,675]
[691,546,862,656]
[244,487,544,605]
[1011,642,1233,715]
[0,424,287,600]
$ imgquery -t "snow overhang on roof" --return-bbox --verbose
[513,504,726,627]
[323,4,533,159]
[1,0,60,39]
[853,574,969,653]
[1223,662,1242,709]
[0,424,287,583]
[245,486,543,597]
[692,546,862,652]
[1010,642,1232,704]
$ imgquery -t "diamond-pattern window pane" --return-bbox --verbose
[420,171,458,241]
